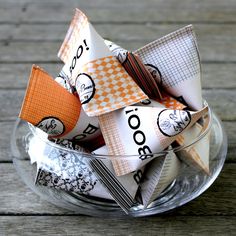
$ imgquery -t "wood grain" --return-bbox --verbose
[0,216,235,236]
[0,23,234,43]
[1,0,236,23]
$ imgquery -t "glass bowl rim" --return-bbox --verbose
[14,101,212,160]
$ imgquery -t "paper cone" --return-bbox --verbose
[175,122,210,175]
[19,65,101,143]
[105,40,162,99]
[58,9,147,116]
[137,93,186,110]
[140,150,181,208]
[92,145,143,214]
[135,25,203,110]
[28,132,113,200]
[99,104,208,176]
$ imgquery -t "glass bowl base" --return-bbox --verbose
[11,112,227,217]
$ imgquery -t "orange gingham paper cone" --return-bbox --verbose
[19,65,82,138]
[58,9,147,116]
[99,105,208,176]
[76,56,148,116]
[58,9,88,63]
[137,94,186,110]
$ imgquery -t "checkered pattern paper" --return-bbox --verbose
[155,92,186,110]
[80,56,148,116]
[135,25,203,110]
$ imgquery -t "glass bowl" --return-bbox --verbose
[11,104,227,217]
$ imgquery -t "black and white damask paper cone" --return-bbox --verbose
[27,131,113,200]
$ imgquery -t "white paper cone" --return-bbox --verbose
[58,9,147,117]
[140,150,181,208]
[93,145,143,214]
[176,122,210,175]
[135,25,203,110]
[28,133,113,200]
[53,67,103,144]
[99,104,208,176]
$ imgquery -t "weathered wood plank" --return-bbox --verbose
[1,39,236,63]
[1,120,235,162]
[0,89,235,122]
[0,216,235,236]
[1,63,235,89]
[1,0,236,23]
[0,162,68,215]
[201,63,236,89]
[1,24,236,65]
[0,63,62,89]
[5,23,236,44]
[202,90,236,121]
[1,0,236,8]
[0,163,235,215]
[0,42,60,63]
[0,90,25,122]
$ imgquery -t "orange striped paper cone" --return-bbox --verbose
[99,105,208,176]
[58,9,147,117]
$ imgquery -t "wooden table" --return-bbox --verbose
[0,0,235,235]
